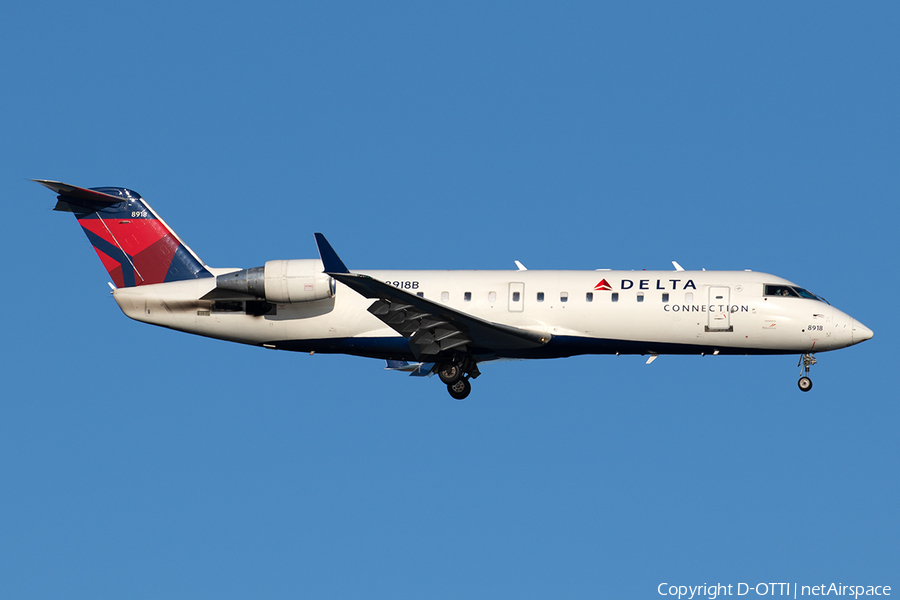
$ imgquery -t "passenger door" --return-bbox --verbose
[707,286,732,332]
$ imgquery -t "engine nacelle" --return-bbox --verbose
[215,259,335,303]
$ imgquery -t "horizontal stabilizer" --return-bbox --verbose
[34,179,126,212]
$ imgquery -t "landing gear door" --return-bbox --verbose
[707,286,732,332]
[508,282,525,312]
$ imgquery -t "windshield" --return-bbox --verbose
[764,284,829,305]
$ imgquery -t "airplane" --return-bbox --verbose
[37,179,873,399]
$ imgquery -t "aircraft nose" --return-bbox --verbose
[852,319,874,344]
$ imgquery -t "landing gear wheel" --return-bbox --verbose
[797,353,817,392]
[438,362,463,385]
[447,378,471,400]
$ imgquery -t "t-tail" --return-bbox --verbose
[36,180,212,287]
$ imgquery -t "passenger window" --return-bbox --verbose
[464,292,471,302]
[611,293,619,302]
[537,292,544,302]
[488,291,496,302]
[417,292,424,298]
[637,292,644,303]
[662,293,669,303]
[560,292,568,303]
[441,291,449,302]
[586,292,593,302]
[685,292,693,303]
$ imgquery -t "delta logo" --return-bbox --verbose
[593,278,697,291]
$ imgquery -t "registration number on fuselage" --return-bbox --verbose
[387,281,420,290]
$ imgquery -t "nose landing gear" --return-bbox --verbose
[797,353,817,392]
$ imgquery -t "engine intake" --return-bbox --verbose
[215,259,335,303]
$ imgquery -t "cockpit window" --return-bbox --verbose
[765,285,798,297]
[794,287,830,304]
[764,284,829,304]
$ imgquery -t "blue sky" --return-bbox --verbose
[1,2,897,598]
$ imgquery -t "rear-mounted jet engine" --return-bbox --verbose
[215,259,335,303]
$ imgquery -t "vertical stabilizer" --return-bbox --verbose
[36,180,212,287]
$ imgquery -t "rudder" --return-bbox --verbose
[37,180,212,287]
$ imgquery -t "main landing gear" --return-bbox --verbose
[447,378,471,400]
[437,356,480,400]
[798,353,817,392]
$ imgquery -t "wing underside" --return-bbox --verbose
[330,272,550,361]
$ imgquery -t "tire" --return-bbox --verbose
[447,378,471,400]
[798,376,813,392]
[438,362,463,384]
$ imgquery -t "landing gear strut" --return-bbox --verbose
[798,353,816,392]
[438,356,480,399]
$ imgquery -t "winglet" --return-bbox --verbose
[314,233,350,274]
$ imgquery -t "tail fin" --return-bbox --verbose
[36,180,212,287]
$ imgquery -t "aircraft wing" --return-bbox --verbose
[314,234,551,360]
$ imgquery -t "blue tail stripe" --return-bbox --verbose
[82,228,137,286]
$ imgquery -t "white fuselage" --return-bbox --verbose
[111,267,871,361]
